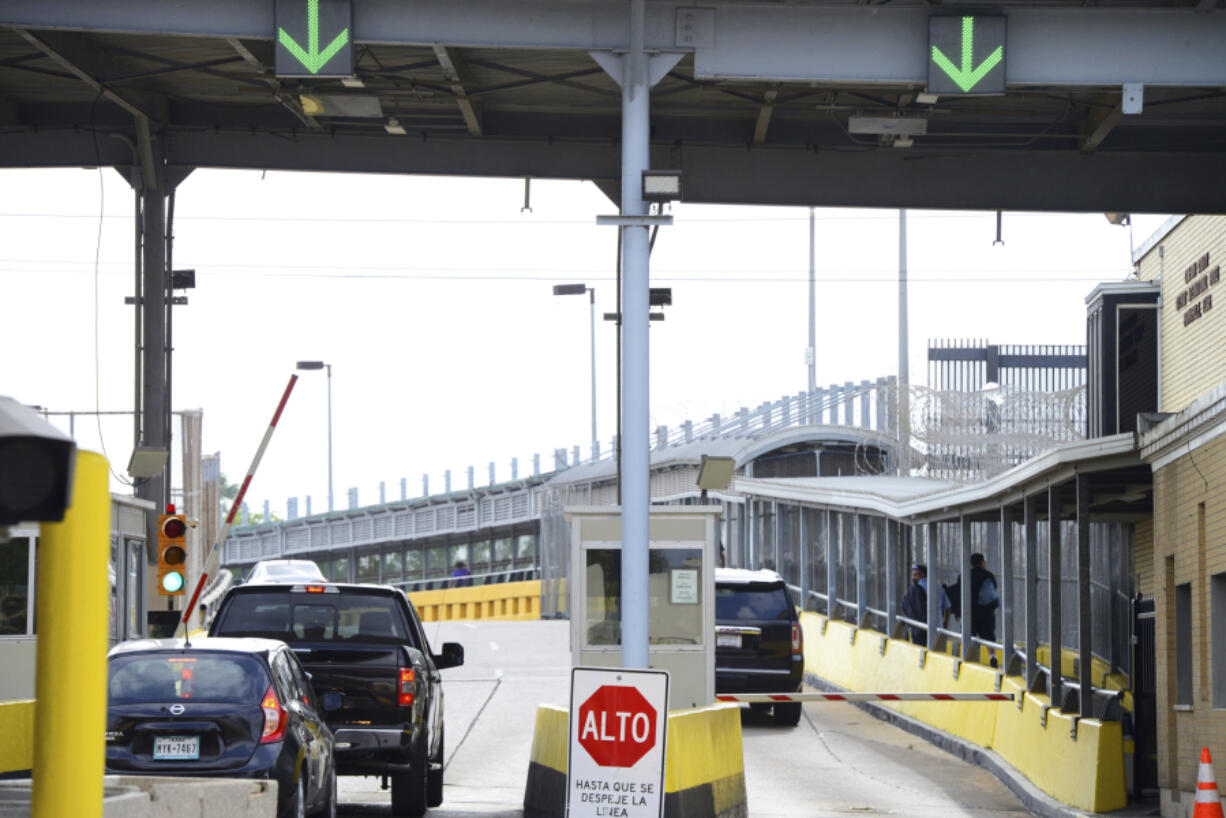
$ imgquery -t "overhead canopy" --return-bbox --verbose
[2,1,1225,211]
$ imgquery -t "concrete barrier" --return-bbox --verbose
[800,611,1126,813]
[0,700,33,775]
[524,702,747,818]
[0,776,276,817]
[409,579,541,622]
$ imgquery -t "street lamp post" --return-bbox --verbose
[296,361,333,512]
[552,284,597,456]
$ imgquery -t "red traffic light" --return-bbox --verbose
[161,516,187,539]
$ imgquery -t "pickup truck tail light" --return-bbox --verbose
[259,684,288,743]
[398,668,416,707]
[791,623,803,655]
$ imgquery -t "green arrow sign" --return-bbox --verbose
[928,15,1006,96]
[275,0,352,77]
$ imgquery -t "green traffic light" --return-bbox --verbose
[162,572,185,593]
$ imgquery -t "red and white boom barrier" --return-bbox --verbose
[180,374,298,631]
[716,692,1014,703]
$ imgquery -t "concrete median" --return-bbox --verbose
[524,702,747,818]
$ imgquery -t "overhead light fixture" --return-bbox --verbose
[848,116,928,136]
[916,93,939,104]
[297,94,383,118]
[340,76,365,89]
[385,117,407,135]
[649,287,672,307]
[1104,212,1131,226]
[642,170,683,202]
[893,136,914,148]
[128,446,169,479]
[696,455,737,501]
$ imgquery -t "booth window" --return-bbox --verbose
[584,547,705,647]
[0,535,34,637]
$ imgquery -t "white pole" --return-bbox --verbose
[808,206,816,399]
[589,287,597,456]
[898,210,910,475]
[621,0,650,669]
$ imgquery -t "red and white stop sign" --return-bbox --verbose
[577,684,658,767]
[568,667,669,818]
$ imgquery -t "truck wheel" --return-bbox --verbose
[773,701,802,727]
[391,735,429,817]
[427,726,444,807]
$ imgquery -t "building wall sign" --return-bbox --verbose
[1176,252,1220,328]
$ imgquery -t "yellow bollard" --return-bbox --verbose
[32,450,109,818]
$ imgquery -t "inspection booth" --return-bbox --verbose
[567,505,721,709]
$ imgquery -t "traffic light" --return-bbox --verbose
[157,508,188,596]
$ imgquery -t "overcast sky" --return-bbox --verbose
[2,167,1171,518]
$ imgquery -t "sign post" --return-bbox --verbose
[568,667,669,818]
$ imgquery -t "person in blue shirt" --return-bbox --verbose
[450,560,472,588]
[900,564,951,645]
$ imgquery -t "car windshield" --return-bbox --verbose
[109,653,267,704]
[715,583,793,621]
[217,591,416,647]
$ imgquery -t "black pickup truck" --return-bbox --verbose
[208,582,463,817]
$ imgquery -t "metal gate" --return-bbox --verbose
[1131,594,1158,794]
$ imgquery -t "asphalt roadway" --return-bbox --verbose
[335,619,1031,817]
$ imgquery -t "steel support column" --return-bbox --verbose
[137,178,167,520]
[926,521,938,652]
[826,509,837,619]
[799,507,809,611]
[1076,473,1092,713]
[1001,505,1016,671]
[960,515,973,661]
[886,518,898,638]
[1048,484,1064,700]
[1024,494,1039,689]
[855,513,867,627]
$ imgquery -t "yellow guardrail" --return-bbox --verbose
[408,579,541,622]
[800,612,1126,813]
[525,702,746,818]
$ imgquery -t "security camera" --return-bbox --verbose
[0,396,77,526]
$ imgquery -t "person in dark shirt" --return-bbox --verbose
[900,564,950,645]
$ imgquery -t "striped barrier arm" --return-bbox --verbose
[716,692,1014,703]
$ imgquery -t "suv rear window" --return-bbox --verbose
[216,590,417,647]
[109,653,267,703]
[715,582,794,621]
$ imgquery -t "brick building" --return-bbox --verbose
[1134,215,1226,818]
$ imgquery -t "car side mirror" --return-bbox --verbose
[321,691,344,712]
[434,642,464,670]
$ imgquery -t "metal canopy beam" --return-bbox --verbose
[12,28,155,122]
[6,128,1226,213]
[433,45,483,136]
[4,2,1225,87]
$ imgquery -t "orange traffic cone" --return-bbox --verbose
[1196,748,1225,818]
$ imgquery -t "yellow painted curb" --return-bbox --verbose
[0,699,34,773]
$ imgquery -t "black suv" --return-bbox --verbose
[209,582,463,817]
[714,568,805,726]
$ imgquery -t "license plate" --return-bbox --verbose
[153,736,199,760]
[717,633,741,648]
